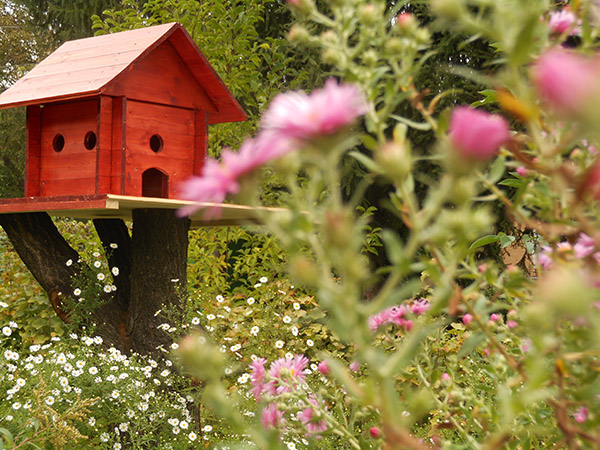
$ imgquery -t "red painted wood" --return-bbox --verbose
[39,100,98,196]
[194,109,208,176]
[25,105,42,196]
[97,96,113,194]
[0,194,111,213]
[111,97,126,195]
[0,23,246,125]
[41,178,97,197]
[104,41,215,112]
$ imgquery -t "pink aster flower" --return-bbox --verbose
[250,357,268,400]
[349,361,360,372]
[462,313,473,326]
[532,49,600,116]
[449,107,510,161]
[507,320,518,329]
[266,354,309,394]
[574,406,588,423]
[261,78,367,142]
[317,360,330,376]
[574,233,596,259]
[548,10,578,35]
[298,397,327,436]
[516,166,529,177]
[441,372,451,382]
[410,299,430,315]
[177,137,286,216]
[261,403,285,429]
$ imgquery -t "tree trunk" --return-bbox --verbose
[0,209,190,357]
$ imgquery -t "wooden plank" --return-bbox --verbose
[40,178,97,196]
[126,100,194,136]
[25,105,42,196]
[39,153,97,176]
[97,96,113,193]
[0,193,279,228]
[111,97,126,195]
[194,109,208,175]
[51,23,176,54]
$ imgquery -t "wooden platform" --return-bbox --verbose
[0,194,276,227]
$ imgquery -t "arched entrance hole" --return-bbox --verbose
[142,168,169,198]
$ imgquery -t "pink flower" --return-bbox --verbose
[298,397,328,435]
[548,10,578,35]
[369,427,381,438]
[532,50,600,116]
[462,313,473,326]
[574,233,596,259]
[317,360,330,376]
[266,354,309,395]
[250,357,268,400]
[349,361,360,372]
[441,372,451,382]
[516,166,529,177]
[489,313,501,322]
[410,299,430,315]
[506,320,518,329]
[449,107,510,161]
[261,403,285,429]
[537,246,554,270]
[478,263,487,273]
[261,78,367,142]
[574,406,588,423]
[178,137,288,216]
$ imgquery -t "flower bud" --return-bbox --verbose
[361,49,379,67]
[287,0,315,16]
[289,256,319,287]
[369,427,381,438]
[358,4,380,26]
[176,333,225,382]
[322,48,342,66]
[395,12,417,35]
[384,37,405,54]
[288,24,311,45]
[375,140,412,183]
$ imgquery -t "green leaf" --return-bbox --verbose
[487,155,507,184]
[348,151,381,174]
[469,234,500,250]
[499,232,516,248]
[498,178,524,188]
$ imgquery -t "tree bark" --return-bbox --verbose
[128,209,190,355]
[0,209,190,357]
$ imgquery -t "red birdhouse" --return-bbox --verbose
[0,23,246,201]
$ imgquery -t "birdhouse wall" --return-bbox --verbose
[103,40,217,112]
[35,99,99,197]
[123,100,197,198]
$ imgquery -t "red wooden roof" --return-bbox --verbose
[0,23,246,124]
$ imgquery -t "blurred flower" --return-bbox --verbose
[369,427,381,438]
[516,166,529,177]
[250,357,267,400]
[462,313,473,325]
[548,9,578,35]
[261,403,284,429]
[441,372,451,382]
[261,78,366,143]
[574,406,588,423]
[349,361,360,372]
[317,360,330,376]
[449,107,510,161]
[532,49,600,116]
[298,397,327,435]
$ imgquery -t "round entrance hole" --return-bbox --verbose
[52,134,65,152]
[84,131,97,150]
[149,134,164,153]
